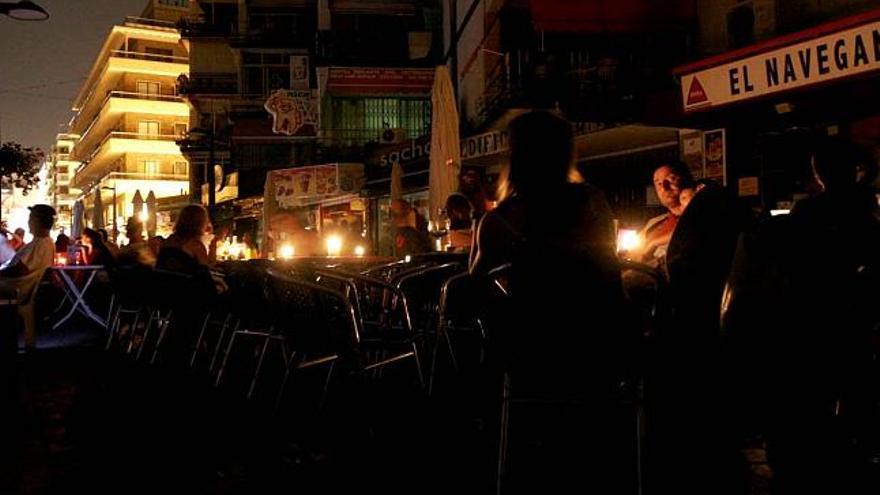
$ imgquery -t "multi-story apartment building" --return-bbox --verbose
[68,8,191,238]
[178,0,443,254]
[46,133,81,232]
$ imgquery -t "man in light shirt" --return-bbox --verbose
[0,205,56,278]
[1,204,56,350]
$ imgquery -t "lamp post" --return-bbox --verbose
[183,126,216,220]
[0,1,49,20]
[100,185,117,242]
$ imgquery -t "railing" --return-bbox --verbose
[72,91,182,140]
[124,16,179,30]
[109,171,189,181]
[108,90,183,102]
[107,131,182,141]
[230,29,315,48]
[110,50,188,64]
[177,73,238,95]
[178,16,237,37]
[79,131,182,167]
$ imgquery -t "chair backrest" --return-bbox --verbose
[438,271,485,331]
[396,262,466,332]
[266,268,360,358]
[223,262,273,329]
[14,267,49,306]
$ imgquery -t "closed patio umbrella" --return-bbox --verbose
[428,65,461,224]
[132,189,144,222]
[146,191,157,237]
[71,199,84,238]
[91,190,104,229]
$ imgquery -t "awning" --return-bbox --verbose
[325,67,435,95]
[529,0,694,34]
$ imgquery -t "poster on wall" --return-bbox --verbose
[703,128,726,185]
[679,129,704,180]
[264,89,320,137]
[290,55,309,90]
[263,163,365,255]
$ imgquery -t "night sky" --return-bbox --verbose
[0,0,151,152]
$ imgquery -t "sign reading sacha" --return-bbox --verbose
[676,15,880,112]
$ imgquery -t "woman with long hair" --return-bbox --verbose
[81,227,115,266]
[470,111,631,493]
[158,204,213,269]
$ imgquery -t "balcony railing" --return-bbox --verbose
[109,90,184,102]
[72,91,183,138]
[178,16,237,38]
[110,171,188,181]
[80,131,182,167]
[177,73,238,95]
[124,16,178,30]
[110,50,188,64]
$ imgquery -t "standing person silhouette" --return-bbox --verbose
[471,111,631,493]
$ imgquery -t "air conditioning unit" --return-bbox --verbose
[379,128,407,144]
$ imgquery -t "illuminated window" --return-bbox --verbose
[139,160,160,176]
[175,123,188,137]
[136,81,161,95]
[173,161,188,176]
[138,121,160,136]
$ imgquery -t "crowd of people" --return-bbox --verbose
[1,108,878,492]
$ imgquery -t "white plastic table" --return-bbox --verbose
[50,265,108,330]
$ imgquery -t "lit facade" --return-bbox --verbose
[68,13,191,238]
[47,133,81,232]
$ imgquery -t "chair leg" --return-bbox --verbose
[496,373,511,495]
[273,351,298,415]
[318,360,336,412]
[190,312,213,368]
[136,311,158,360]
[105,309,121,351]
[214,330,239,388]
[150,311,173,365]
[210,317,236,376]
[411,341,425,390]
[247,332,273,400]
[428,327,442,396]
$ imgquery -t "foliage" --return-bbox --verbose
[0,141,44,195]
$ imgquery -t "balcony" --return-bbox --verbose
[73,132,185,188]
[316,31,439,68]
[230,28,315,49]
[106,50,189,79]
[177,73,238,95]
[124,16,178,31]
[178,15,237,38]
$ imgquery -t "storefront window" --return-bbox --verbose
[374,190,429,256]
[325,96,431,145]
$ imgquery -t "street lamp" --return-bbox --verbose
[183,126,219,219]
[100,185,117,242]
[0,1,49,21]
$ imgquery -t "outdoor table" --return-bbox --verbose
[50,265,108,330]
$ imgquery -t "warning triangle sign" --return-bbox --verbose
[686,77,709,106]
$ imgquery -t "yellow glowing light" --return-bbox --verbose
[354,245,365,257]
[326,235,343,257]
[617,229,642,253]
[280,244,295,260]
[138,204,149,222]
